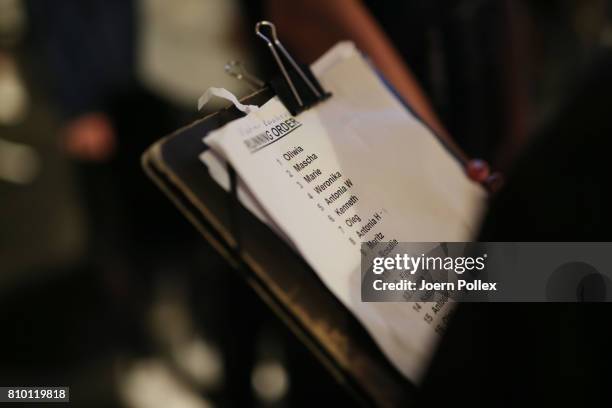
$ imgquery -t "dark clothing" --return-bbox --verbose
[479,51,612,240]
[26,0,197,258]
[422,51,612,406]
[27,0,136,119]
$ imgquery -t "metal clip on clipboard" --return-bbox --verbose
[255,21,331,116]
[219,21,332,252]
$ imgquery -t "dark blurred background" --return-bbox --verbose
[1,0,611,407]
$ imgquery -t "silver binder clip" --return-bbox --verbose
[255,20,324,109]
[224,60,264,91]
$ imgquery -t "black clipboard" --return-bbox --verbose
[142,84,417,406]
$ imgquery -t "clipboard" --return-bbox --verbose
[142,85,416,406]
[142,20,480,406]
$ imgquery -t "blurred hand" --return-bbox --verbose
[466,159,490,183]
[61,113,116,162]
[467,159,504,193]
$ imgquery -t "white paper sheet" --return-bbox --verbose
[201,42,486,381]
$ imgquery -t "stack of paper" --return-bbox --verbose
[200,42,486,381]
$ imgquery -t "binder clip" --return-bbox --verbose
[255,21,331,116]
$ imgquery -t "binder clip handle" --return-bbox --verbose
[255,21,331,115]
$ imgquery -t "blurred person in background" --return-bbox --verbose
[26,0,252,268]
[22,0,278,406]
